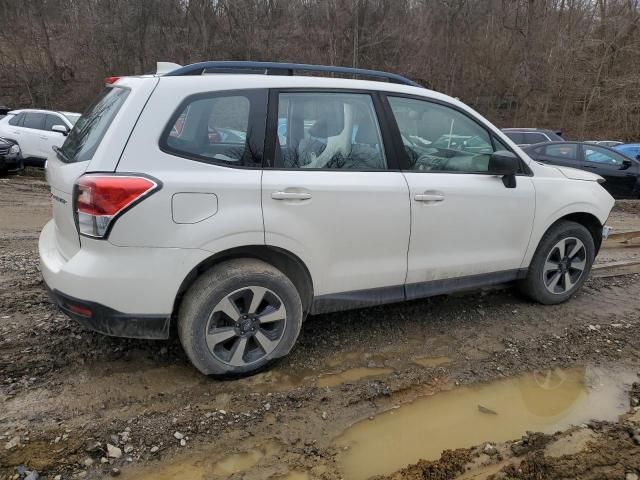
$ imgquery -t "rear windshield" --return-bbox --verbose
[58,87,129,163]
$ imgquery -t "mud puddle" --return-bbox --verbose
[336,366,636,480]
[120,441,280,480]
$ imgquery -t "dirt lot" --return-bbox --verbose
[1,173,640,480]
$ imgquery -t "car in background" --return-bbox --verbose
[614,143,640,160]
[586,140,624,148]
[0,109,81,167]
[523,141,640,198]
[0,106,11,118]
[502,128,564,147]
[0,137,23,175]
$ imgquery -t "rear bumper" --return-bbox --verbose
[39,219,211,339]
[46,284,170,339]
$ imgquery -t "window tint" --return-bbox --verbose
[388,96,495,173]
[503,132,524,144]
[60,86,129,163]
[22,112,45,130]
[8,113,23,126]
[523,132,547,144]
[165,95,251,166]
[584,146,626,166]
[274,92,386,170]
[543,144,578,160]
[45,114,64,131]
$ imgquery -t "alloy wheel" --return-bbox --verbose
[205,286,287,367]
[542,237,587,295]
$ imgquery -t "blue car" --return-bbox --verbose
[614,144,640,160]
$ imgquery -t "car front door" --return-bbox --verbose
[40,114,68,158]
[262,90,410,310]
[581,144,639,198]
[384,95,535,298]
[19,112,46,162]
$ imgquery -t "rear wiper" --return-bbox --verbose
[53,146,71,163]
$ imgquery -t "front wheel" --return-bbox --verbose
[519,221,595,305]
[178,258,303,377]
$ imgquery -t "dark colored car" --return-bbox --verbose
[523,141,640,198]
[0,137,23,175]
[502,128,564,146]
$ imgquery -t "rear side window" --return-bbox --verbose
[523,132,547,144]
[503,132,524,144]
[543,144,578,160]
[59,87,129,163]
[273,92,386,170]
[162,90,266,167]
[8,113,23,126]
[23,112,45,130]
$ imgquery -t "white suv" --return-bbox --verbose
[39,62,614,377]
[0,109,80,166]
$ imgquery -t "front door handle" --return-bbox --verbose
[271,191,312,201]
[414,193,444,202]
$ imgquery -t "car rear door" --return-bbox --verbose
[384,94,535,297]
[581,144,639,198]
[261,90,410,309]
[530,143,583,169]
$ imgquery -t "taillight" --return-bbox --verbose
[104,76,121,85]
[73,175,159,238]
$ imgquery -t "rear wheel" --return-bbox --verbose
[178,259,303,376]
[519,221,595,305]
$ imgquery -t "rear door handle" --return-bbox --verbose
[271,191,312,201]
[414,193,444,202]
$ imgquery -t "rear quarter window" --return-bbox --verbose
[58,86,129,163]
[161,90,267,168]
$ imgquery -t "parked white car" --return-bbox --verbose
[39,62,614,377]
[0,109,80,167]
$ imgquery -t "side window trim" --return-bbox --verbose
[159,88,268,169]
[263,88,399,171]
[380,92,531,176]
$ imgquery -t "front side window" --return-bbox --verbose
[163,94,258,166]
[584,145,626,166]
[388,96,496,173]
[544,144,578,160]
[273,92,386,170]
[22,112,45,130]
[45,114,64,131]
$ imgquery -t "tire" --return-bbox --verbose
[519,220,595,305]
[178,258,303,377]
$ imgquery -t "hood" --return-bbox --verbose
[550,165,603,182]
[0,137,13,148]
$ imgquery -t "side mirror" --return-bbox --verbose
[622,158,633,169]
[51,124,69,136]
[489,150,519,188]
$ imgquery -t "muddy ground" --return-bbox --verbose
[1,172,640,480]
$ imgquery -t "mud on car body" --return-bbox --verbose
[39,61,614,377]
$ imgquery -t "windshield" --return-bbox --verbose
[58,87,129,163]
[62,113,81,125]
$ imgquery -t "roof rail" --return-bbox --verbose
[165,61,421,87]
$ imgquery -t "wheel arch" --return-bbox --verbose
[172,245,314,321]
[554,212,603,254]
